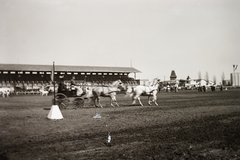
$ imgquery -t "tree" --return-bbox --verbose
[221,72,225,85]
[205,72,209,81]
[198,71,202,79]
[213,75,216,84]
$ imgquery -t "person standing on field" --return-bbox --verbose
[175,80,179,93]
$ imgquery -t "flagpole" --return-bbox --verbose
[47,61,63,120]
[53,62,56,105]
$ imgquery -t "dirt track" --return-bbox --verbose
[0,89,239,160]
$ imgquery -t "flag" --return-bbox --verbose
[233,65,238,71]
[51,62,55,81]
[51,69,54,81]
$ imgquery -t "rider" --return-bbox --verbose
[70,76,77,90]
[57,76,67,93]
[70,76,78,96]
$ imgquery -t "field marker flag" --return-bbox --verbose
[233,65,238,71]
[47,62,64,120]
[107,132,111,143]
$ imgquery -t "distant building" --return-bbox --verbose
[222,80,231,86]
[184,76,215,89]
[161,70,178,86]
[230,72,240,87]
[170,70,177,80]
[139,79,150,86]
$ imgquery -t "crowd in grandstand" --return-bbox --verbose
[0,75,138,96]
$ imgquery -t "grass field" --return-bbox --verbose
[0,89,240,160]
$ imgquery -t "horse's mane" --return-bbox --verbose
[110,80,122,87]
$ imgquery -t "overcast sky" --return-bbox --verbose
[0,0,239,84]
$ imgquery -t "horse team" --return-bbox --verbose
[0,78,161,107]
[59,78,161,108]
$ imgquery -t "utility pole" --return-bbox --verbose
[53,62,56,105]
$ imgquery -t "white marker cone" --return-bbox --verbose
[47,105,64,120]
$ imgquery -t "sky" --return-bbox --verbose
[0,0,239,84]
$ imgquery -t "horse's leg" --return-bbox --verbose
[93,96,98,107]
[110,97,115,107]
[137,97,144,106]
[92,91,99,107]
[114,99,120,107]
[132,94,138,105]
[93,97,97,107]
[95,97,102,107]
[148,96,152,105]
[96,95,103,108]
[132,97,136,105]
[111,95,119,107]
[152,93,158,106]
[98,98,103,108]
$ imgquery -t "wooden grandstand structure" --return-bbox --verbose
[0,63,141,94]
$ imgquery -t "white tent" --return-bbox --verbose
[47,105,63,120]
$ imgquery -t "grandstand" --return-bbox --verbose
[0,63,141,94]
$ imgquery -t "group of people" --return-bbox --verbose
[165,81,179,93]
[198,85,206,92]
[198,85,223,92]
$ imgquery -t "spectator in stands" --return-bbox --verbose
[57,77,67,93]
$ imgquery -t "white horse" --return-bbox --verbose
[47,86,58,93]
[127,78,161,106]
[39,89,49,96]
[92,80,123,108]
[0,87,11,98]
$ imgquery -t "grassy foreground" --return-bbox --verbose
[0,89,239,159]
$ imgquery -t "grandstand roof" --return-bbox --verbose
[0,63,141,73]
